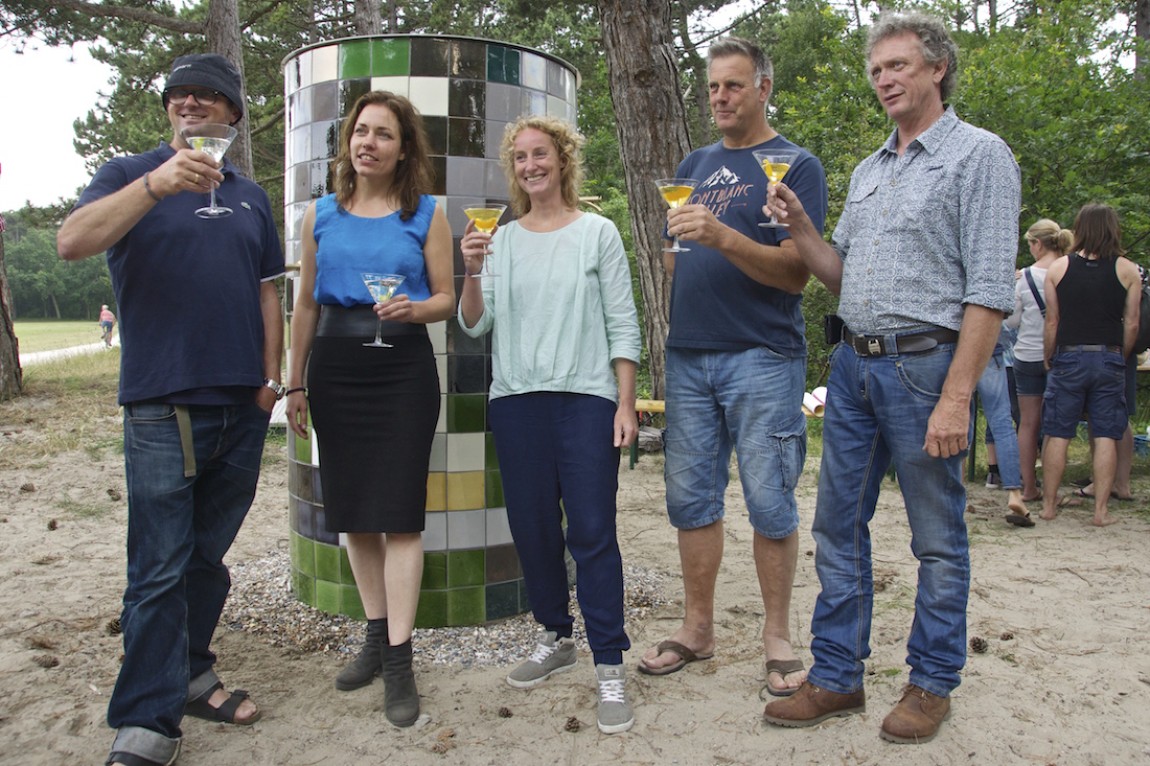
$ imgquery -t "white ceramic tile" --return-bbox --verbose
[370,76,410,96]
[446,432,485,472]
[422,511,447,552]
[485,507,512,546]
[312,45,338,85]
[428,318,447,355]
[428,432,447,472]
[447,508,486,549]
[409,77,449,117]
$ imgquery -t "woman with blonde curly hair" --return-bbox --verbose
[458,115,641,734]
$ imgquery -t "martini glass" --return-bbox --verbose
[361,272,406,348]
[654,178,698,252]
[180,123,239,218]
[463,204,507,277]
[752,149,799,228]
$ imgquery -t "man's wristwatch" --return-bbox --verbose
[264,378,286,400]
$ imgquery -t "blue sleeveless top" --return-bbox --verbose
[313,193,435,306]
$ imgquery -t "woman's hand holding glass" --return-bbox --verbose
[461,219,498,277]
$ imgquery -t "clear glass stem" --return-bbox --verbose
[209,187,218,211]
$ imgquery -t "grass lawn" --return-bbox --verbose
[15,319,107,353]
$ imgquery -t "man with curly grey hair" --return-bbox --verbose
[763,12,1020,743]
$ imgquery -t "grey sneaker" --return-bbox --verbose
[506,631,577,689]
[985,471,1002,489]
[595,664,634,734]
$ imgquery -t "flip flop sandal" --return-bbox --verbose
[184,682,261,725]
[637,640,713,676]
[759,658,806,699]
[1005,512,1036,528]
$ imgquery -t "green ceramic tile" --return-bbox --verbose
[422,551,448,589]
[293,427,312,463]
[503,49,520,86]
[339,40,372,79]
[315,579,341,614]
[447,393,486,432]
[314,541,341,583]
[294,534,315,577]
[446,586,485,626]
[486,582,520,620]
[373,38,409,76]
[447,549,485,588]
[415,590,447,628]
[294,570,315,606]
[341,585,366,621]
[485,432,499,466]
[340,547,356,585]
[485,470,504,508]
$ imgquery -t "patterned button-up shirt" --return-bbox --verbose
[833,107,1021,335]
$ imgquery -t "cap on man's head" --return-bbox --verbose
[163,53,244,119]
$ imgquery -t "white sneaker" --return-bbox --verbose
[506,631,577,689]
[595,664,634,734]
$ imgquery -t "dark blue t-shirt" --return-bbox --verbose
[666,135,827,355]
[75,143,285,405]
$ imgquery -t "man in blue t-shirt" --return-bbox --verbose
[58,53,284,766]
[638,37,827,701]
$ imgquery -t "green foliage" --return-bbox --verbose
[4,211,114,319]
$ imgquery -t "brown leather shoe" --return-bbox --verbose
[763,681,865,728]
[879,684,951,744]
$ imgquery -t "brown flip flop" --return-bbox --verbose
[637,639,713,676]
[760,658,806,698]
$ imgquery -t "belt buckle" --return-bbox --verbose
[867,337,882,356]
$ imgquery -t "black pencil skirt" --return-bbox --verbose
[306,322,440,534]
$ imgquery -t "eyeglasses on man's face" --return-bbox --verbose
[165,86,224,106]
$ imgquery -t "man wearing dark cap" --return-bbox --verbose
[58,53,283,766]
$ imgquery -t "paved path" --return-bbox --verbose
[19,337,118,366]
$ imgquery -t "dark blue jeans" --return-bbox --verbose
[809,344,970,698]
[108,402,269,755]
[489,393,630,666]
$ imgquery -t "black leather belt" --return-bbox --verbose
[316,304,426,338]
[843,327,959,357]
[1056,344,1121,354]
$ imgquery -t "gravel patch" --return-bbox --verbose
[222,550,671,667]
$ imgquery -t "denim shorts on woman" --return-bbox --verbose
[1012,359,1047,397]
[1042,348,1127,440]
[663,346,806,539]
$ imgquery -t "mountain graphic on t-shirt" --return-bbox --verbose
[699,166,740,189]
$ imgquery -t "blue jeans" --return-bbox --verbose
[978,351,1022,489]
[108,402,270,755]
[664,346,807,538]
[808,344,969,698]
[489,393,630,666]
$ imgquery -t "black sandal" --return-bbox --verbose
[184,681,261,725]
[105,740,180,766]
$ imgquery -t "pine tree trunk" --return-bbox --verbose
[0,232,24,401]
[206,0,254,178]
[597,0,692,399]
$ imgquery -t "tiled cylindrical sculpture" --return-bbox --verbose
[281,36,578,627]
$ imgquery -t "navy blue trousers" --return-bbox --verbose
[489,393,630,665]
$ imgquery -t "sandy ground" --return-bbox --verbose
[2,425,1149,766]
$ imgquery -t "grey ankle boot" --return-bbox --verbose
[335,618,387,691]
[381,639,420,727]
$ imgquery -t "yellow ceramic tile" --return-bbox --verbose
[446,471,486,511]
[426,471,447,511]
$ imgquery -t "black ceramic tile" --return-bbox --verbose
[547,60,565,97]
[449,78,486,119]
[429,156,447,195]
[411,37,450,77]
[447,319,490,354]
[486,581,522,620]
[423,115,448,156]
[450,39,487,79]
[339,78,371,117]
[448,353,487,394]
[485,543,522,583]
[310,161,332,199]
[448,117,485,158]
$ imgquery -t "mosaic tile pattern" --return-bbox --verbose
[282,35,578,627]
